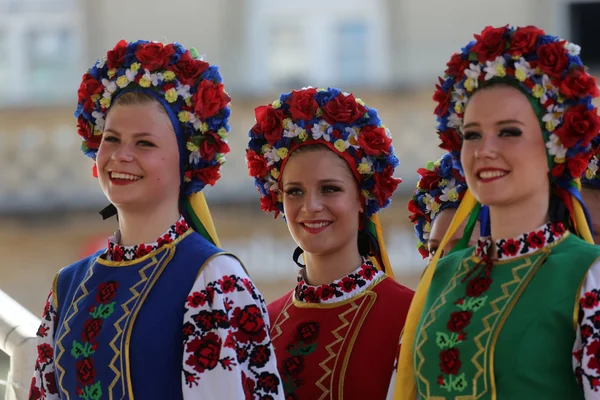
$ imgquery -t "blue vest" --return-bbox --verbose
[53,230,222,399]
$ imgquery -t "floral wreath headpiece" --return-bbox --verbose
[582,137,600,188]
[245,87,402,218]
[408,153,468,258]
[75,39,231,196]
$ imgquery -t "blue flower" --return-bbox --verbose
[365,199,379,217]
[538,35,560,45]
[183,180,206,196]
[314,88,341,107]
[201,66,222,83]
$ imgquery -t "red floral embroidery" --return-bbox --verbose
[107,217,190,261]
[30,292,59,399]
[294,259,382,304]
[280,321,320,397]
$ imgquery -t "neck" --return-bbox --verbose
[116,203,181,246]
[303,244,363,286]
[488,193,549,242]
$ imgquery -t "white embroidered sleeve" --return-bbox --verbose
[29,291,61,400]
[181,254,284,399]
[573,258,600,399]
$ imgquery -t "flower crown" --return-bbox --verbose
[434,25,600,187]
[74,40,231,195]
[408,153,468,258]
[246,87,402,218]
[582,136,600,188]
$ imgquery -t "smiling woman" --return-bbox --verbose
[245,87,414,399]
[28,40,283,400]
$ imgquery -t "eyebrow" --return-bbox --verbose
[284,178,344,187]
[103,128,156,138]
[463,119,525,130]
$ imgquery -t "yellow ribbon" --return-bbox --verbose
[368,213,395,279]
[188,191,221,248]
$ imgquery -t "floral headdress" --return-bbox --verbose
[75,40,231,196]
[408,153,468,258]
[246,87,402,218]
[582,137,600,188]
[434,25,599,187]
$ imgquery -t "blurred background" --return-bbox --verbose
[2,0,600,396]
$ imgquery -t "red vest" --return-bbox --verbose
[268,276,413,399]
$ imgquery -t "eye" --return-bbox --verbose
[498,128,522,137]
[462,131,481,141]
[102,135,119,143]
[428,247,445,258]
[137,140,156,147]
[322,185,341,193]
[284,187,303,196]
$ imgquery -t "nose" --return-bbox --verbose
[111,143,135,163]
[302,190,324,214]
[474,133,498,160]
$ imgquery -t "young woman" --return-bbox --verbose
[582,137,599,244]
[29,40,283,399]
[245,87,414,399]
[395,25,600,399]
[408,152,478,260]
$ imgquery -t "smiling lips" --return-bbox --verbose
[300,220,332,234]
[477,168,509,183]
[108,171,143,185]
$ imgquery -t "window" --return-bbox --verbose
[335,21,368,85]
[268,24,308,87]
[570,2,600,67]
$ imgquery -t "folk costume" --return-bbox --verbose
[394,26,600,399]
[29,40,283,400]
[246,87,415,399]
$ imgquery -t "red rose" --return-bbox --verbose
[185,333,222,373]
[357,125,393,156]
[586,340,600,374]
[500,238,520,256]
[175,220,188,236]
[45,372,58,395]
[107,40,128,69]
[372,165,402,207]
[322,93,366,124]
[417,168,441,191]
[438,128,462,153]
[218,275,237,293]
[316,286,334,302]
[246,150,268,178]
[82,318,103,342]
[446,311,472,332]
[249,344,271,368]
[296,321,319,343]
[439,348,461,375]
[134,42,175,71]
[231,305,267,343]
[29,378,42,400]
[169,51,209,86]
[537,41,569,79]
[508,26,545,56]
[200,132,230,161]
[135,244,152,258]
[252,105,285,146]
[551,163,566,178]
[581,292,599,309]
[260,190,280,214]
[192,310,216,332]
[287,88,319,120]
[433,77,451,116]
[187,291,207,308]
[581,325,594,342]
[568,150,593,178]
[465,277,492,298]
[554,105,600,148]
[76,358,96,386]
[471,26,509,63]
[284,355,304,375]
[96,281,119,304]
[37,343,53,363]
[445,53,470,78]
[408,199,426,221]
[560,66,600,99]
[256,372,281,394]
[193,165,221,186]
[526,231,547,249]
[418,246,430,259]
[242,371,256,399]
[193,80,231,119]
[78,73,103,113]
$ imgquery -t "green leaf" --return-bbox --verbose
[286,343,301,357]
[469,296,487,312]
[71,341,85,359]
[299,342,317,355]
[468,52,478,61]
[93,302,116,319]
[426,161,436,171]
[451,373,468,392]
[435,332,452,349]
[190,48,200,59]
[83,382,103,400]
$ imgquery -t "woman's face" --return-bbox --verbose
[461,85,549,208]
[96,101,181,214]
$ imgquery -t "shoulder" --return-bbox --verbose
[374,276,414,302]
[267,289,294,316]
[58,250,104,285]
[199,253,249,281]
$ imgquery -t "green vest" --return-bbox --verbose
[414,233,600,399]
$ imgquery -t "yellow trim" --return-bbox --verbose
[573,255,600,331]
[52,270,61,310]
[269,294,294,346]
[188,191,221,247]
[573,179,594,244]
[124,246,176,398]
[338,291,377,399]
[488,251,548,399]
[96,229,192,267]
[369,213,395,280]
[291,275,386,309]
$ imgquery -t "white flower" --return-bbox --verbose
[464,64,481,92]
[344,126,360,147]
[565,42,581,56]
[150,72,162,86]
[102,79,117,94]
[189,150,201,165]
[357,157,373,174]
[483,56,507,81]
[176,84,192,100]
[542,104,564,132]
[264,147,281,166]
[545,133,568,159]
[283,120,303,138]
[92,111,105,131]
[264,178,279,192]
[440,179,460,202]
[514,58,532,82]
[447,113,463,129]
[125,68,137,82]
[311,121,331,141]
[95,56,107,69]
[424,193,441,216]
[589,158,598,174]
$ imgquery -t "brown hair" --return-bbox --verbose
[112,91,169,116]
